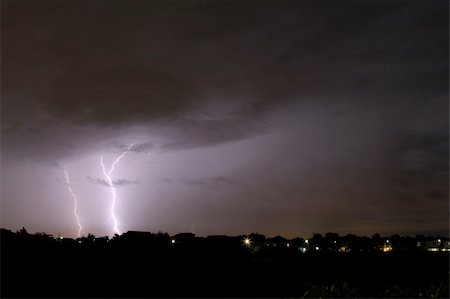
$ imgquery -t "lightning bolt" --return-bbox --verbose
[63,169,83,238]
[100,144,134,235]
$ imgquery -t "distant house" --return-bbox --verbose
[268,236,288,247]
[59,237,78,247]
[173,233,195,242]
[381,242,392,253]
[338,245,350,253]
[441,241,450,252]
[123,231,153,238]
[119,231,154,246]
[94,236,109,245]
[417,240,446,252]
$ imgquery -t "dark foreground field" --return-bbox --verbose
[2,230,449,298]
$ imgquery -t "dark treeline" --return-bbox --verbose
[1,228,449,298]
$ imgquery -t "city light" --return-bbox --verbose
[315,246,319,251]
[382,243,392,252]
[339,246,349,253]
[243,237,251,246]
[305,240,309,244]
[171,239,176,244]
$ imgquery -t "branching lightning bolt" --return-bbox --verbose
[101,144,134,235]
[63,169,83,238]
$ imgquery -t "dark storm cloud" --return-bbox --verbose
[127,116,267,153]
[229,1,448,110]
[390,131,449,202]
[130,142,155,153]
[1,0,448,237]
[2,0,447,155]
[158,117,267,151]
[363,129,449,233]
[87,177,139,187]
[183,176,235,189]
[47,66,200,126]
[113,179,140,187]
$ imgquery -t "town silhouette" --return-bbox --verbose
[1,228,448,297]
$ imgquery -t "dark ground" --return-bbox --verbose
[1,231,449,298]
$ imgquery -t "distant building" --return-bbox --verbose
[417,240,447,252]
[441,241,450,252]
[172,233,196,246]
[339,245,350,253]
[381,242,392,253]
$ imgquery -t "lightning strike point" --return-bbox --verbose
[101,144,134,235]
[63,169,83,238]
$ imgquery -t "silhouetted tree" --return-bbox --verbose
[17,227,28,235]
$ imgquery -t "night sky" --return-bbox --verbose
[1,0,448,238]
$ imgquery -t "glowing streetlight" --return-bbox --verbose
[243,237,251,246]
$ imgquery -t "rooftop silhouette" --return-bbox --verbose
[1,228,449,298]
